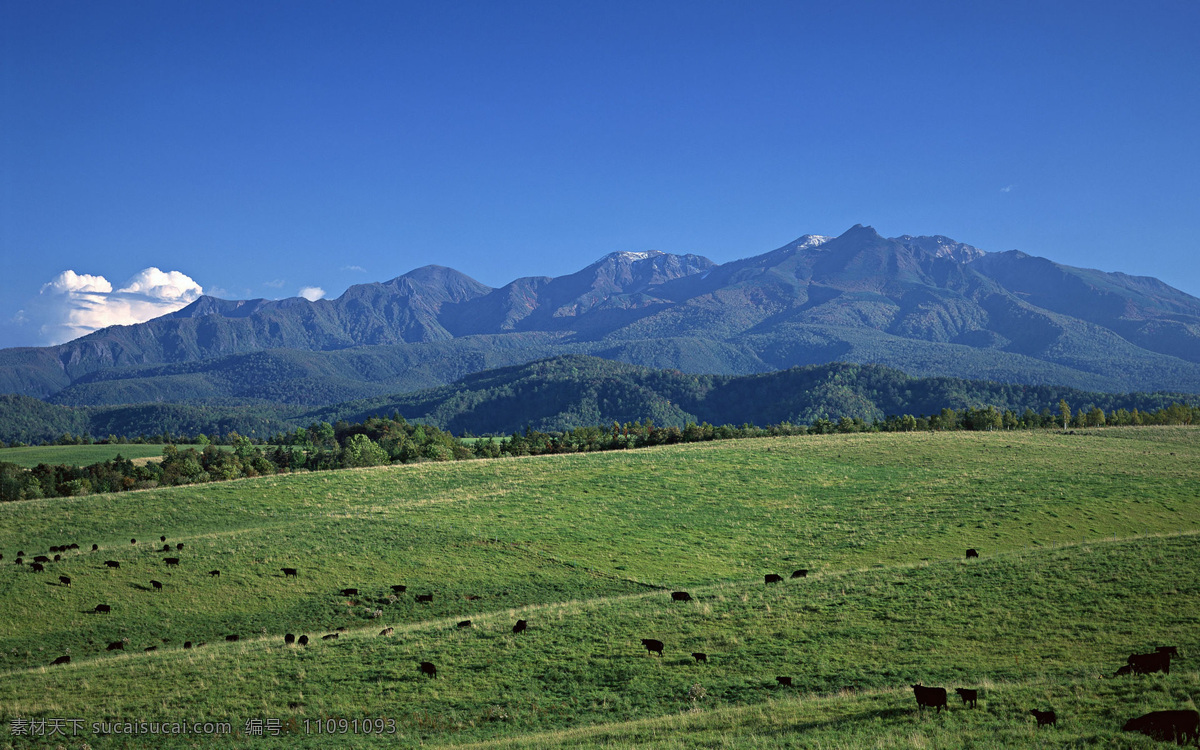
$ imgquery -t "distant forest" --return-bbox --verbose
[2,356,1196,447]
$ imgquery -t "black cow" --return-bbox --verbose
[29,562,44,572]
[176,543,184,550]
[163,557,180,567]
[457,620,472,628]
[671,591,692,602]
[420,661,437,678]
[416,594,433,603]
[59,576,71,586]
[692,652,707,662]
[150,580,163,591]
[764,573,783,584]
[955,688,978,708]
[106,641,124,651]
[285,633,295,645]
[17,550,24,557]
[965,548,979,558]
[776,676,792,686]
[1122,709,1200,745]
[340,588,359,596]
[281,568,298,578]
[131,539,136,545]
[226,634,239,642]
[791,569,808,578]
[105,560,120,569]
[91,544,98,551]
[160,536,166,542]
[33,555,50,563]
[391,584,406,593]
[379,627,394,636]
[162,544,171,552]
[53,554,61,562]
[1156,645,1179,656]
[1128,651,1171,675]
[184,641,193,649]
[298,635,309,646]
[69,543,79,549]
[641,638,664,656]
[322,633,338,641]
[1030,709,1057,727]
[513,619,527,634]
[94,604,111,614]
[49,546,60,553]
[208,570,220,578]
[52,655,71,665]
[13,558,21,565]
[911,684,948,713]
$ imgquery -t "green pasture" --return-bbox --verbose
[0,444,181,468]
[0,426,1196,748]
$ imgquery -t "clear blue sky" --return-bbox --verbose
[2,1,1198,347]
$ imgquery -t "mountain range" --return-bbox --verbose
[3,224,1200,406]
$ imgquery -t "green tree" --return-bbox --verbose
[1058,400,1071,431]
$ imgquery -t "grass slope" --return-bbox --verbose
[0,427,1196,748]
[0,444,174,469]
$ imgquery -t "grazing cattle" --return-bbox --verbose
[416,594,433,603]
[911,684,948,713]
[1128,651,1171,675]
[692,652,707,663]
[94,604,111,613]
[50,546,60,553]
[281,568,298,578]
[285,633,295,645]
[33,555,50,563]
[17,550,25,557]
[226,634,239,642]
[457,620,472,628]
[52,655,71,665]
[776,676,792,687]
[297,635,309,646]
[1122,709,1200,745]
[1030,709,1057,727]
[419,661,437,678]
[966,548,979,558]
[53,554,61,562]
[513,619,527,634]
[30,562,44,572]
[105,560,120,569]
[131,539,136,545]
[150,580,163,591]
[322,633,338,641]
[184,641,192,649]
[391,584,406,593]
[163,557,180,567]
[671,591,692,602]
[641,638,665,656]
[791,569,808,578]
[59,576,71,586]
[92,544,98,551]
[340,588,359,596]
[106,641,124,651]
[1113,664,1134,677]
[160,536,166,542]
[379,627,394,636]
[13,558,22,565]
[208,570,220,578]
[68,543,79,550]
[176,543,184,551]
[955,688,978,708]
[764,573,783,584]
[1156,645,1179,656]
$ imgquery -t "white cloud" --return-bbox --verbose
[299,286,326,301]
[263,279,286,288]
[341,265,366,273]
[1000,185,1014,193]
[34,267,204,345]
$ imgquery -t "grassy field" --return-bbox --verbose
[0,427,1197,748]
[0,444,179,468]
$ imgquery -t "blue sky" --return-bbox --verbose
[2,1,1198,347]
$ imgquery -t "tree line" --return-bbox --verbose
[2,400,1197,503]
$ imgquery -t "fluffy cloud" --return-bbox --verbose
[299,286,326,301]
[35,267,204,345]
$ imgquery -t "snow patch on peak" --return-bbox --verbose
[795,235,832,250]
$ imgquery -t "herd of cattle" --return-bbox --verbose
[7,538,1198,743]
